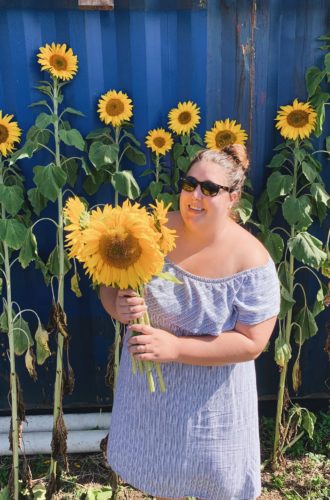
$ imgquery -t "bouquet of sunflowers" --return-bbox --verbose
[64,197,177,392]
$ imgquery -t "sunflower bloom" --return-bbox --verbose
[0,111,21,157]
[275,99,317,140]
[205,119,247,150]
[64,196,90,261]
[98,90,133,127]
[79,201,164,289]
[168,101,200,135]
[145,128,173,156]
[150,200,177,255]
[37,43,78,80]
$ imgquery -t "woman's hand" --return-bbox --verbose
[127,324,180,363]
[115,289,148,324]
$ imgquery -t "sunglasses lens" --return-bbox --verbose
[181,177,197,192]
[201,182,219,196]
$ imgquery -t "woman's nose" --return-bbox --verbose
[192,185,203,199]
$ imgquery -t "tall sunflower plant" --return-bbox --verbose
[13,42,86,495]
[83,90,147,392]
[204,118,253,224]
[255,98,329,469]
[0,112,50,500]
[64,196,178,393]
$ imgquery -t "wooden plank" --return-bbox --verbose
[78,0,114,10]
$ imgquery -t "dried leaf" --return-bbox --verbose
[47,301,68,338]
[25,348,37,381]
[51,410,68,465]
[70,272,82,298]
[292,358,302,393]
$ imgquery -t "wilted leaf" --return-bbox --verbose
[25,348,37,381]
[70,272,82,298]
[35,323,51,365]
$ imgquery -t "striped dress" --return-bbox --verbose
[107,257,280,500]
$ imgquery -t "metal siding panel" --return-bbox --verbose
[0,2,329,411]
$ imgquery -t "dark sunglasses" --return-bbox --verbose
[180,175,233,197]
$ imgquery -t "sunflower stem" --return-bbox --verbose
[50,77,66,482]
[113,320,121,390]
[142,309,166,392]
[0,169,19,500]
[155,154,160,184]
[114,126,121,206]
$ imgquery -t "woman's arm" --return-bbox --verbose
[99,286,148,324]
[127,316,277,366]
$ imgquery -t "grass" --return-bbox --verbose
[0,412,329,499]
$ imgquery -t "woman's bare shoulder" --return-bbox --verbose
[233,224,270,271]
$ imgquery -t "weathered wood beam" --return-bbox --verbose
[78,0,114,10]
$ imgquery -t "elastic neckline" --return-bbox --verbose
[164,256,273,283]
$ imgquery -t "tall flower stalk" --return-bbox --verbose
[85,89,146,390]
[256,99,328,468]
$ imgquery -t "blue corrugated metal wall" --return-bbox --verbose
[0,0,329,411]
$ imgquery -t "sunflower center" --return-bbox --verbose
[153,137,166,148]
[106,99,125,117]
[286,110,309,128]
[99,231,142,268]
[178,111,192,124]
[49,54,68,71]
[0,124,9,143]
[215,131,236,148]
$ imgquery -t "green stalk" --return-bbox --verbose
[50,77,65,480]
[272,140,299,468]
[155,154,160,184]
[143,311,165,392]
[113,125,121,391]
[0,168,19,500]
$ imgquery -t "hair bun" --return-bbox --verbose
[222,144,249,171]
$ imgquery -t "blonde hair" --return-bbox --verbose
[187,144,249,197]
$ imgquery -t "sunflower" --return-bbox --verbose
[205,119,247,150]
[149,200,177,255]
[79,201,164,289]
[0,111,21,157]
[168,101,201,135]
[97,90,133,127]
[64,196,90,261]
[145,128,173,156]
[37,43,78,81]
[275,99,317,140]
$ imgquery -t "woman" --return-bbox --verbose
[100,145,280,500]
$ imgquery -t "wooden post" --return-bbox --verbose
[78,0,114,10]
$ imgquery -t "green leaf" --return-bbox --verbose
[0,486,9,499]
[158,271,183,284]
[258,231,284,263]
[301,161,317,183]
[324,52,330,73]
[177,155,190,173]
[0,185,24,216]
[35,324,51,365]
[159,173,171,184]
[314,103,325,137]
[278,261,290,290]
[33,164,67,202]
[267,171,293,201]
[149,181,163,199]
[186,144,202,160]
[111,170,140,199]
[61,107,85,117]
[256,190,277,228]
[18,228,38,269]
[234,198,252,224]
[282,195,313,230]
[268,153,288,169]
[122,130,141,147]
[83,170,108,196]
[312,284,326,317]
[35,112,55,129]
[89,142,118,169]
[29,100,49,109]
[59,128,85,151]
[278,286,296,320]
[191,131,204,146]
[10,140,40,163]
[28,188,48,215]
[86,127,110,140]
[62,158,78,187]
[305,66,326,97]
[26,125,51,145]
[47,246,71,277]
[124,143,146,165]
[293,306,318,344]
[0,219,27,250]
[13,316,33,355]
[288,232,327,268]
[326,136,330,154]
[173,143,185,160]
[0,309,8,332]
[302,410,316,439]
[139,167,154,177]
[157,192,178,209]
[310,183,330,207]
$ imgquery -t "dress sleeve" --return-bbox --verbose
[233,260,280,325]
